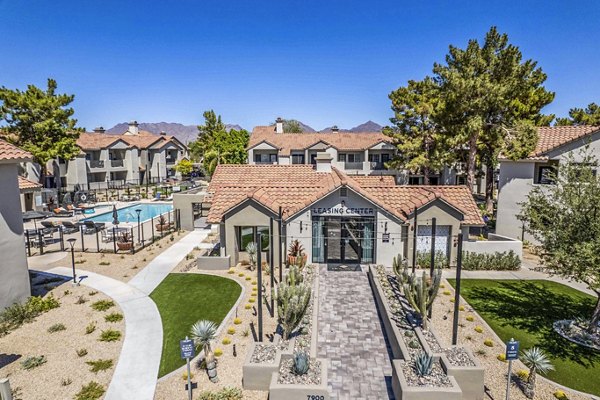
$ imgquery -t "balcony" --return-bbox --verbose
[344,161,363,170]
[165,157,176,165]
[110,159,124,168]
[89,160,104,169]
[370,162,386,170]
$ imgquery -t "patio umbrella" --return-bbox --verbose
[22,211,51,230]
[112,205,119,226]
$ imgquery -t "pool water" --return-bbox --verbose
[84,203,173,224]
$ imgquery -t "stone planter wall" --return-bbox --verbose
[268,358,330,400]
[441,349,485,400]
[391,360,462,400]
[197,255,230,270]
[242,341,282,390]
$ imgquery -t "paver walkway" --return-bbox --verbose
[46,267,162,400]
[317,266,393,400]
[129,228,211,295]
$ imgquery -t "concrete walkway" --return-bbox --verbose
[46,267,162,400]
[129,228,211,295]
[317,266,393,400]
[441,258,595,296]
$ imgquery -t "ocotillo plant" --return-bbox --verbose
[403,268,442,331]
[273,280,311,340]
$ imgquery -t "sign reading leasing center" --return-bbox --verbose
[312,205,374,216]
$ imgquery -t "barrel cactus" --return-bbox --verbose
[413,351,433,377]
[293,351,310,375]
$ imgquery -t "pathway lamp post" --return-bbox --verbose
[67,238,77,285]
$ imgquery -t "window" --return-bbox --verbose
[347,153,361,163]
[536,165,557,185]
[456,175,466,185]
[237,226,270,252]
[368,154,380,163]
[340,187,348,197]
[428,176,439,185]
[408,176,422,185]
[338,153,346,162]
[381,153,391,164]
[292,153,305,164]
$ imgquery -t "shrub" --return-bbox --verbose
[251,286,257,291]
[21,355,47,370]
[465,335,473,341]
[0,294,60,333]
[449,298,455,303]
[104,312,123,323]
[197,386,243,400]
[554,390,569,400]
[182,371,194,380]
[47,323,66,333]
[245,276,251,281]
[497,354,506,362]
[251,280,257,285]
[238,273,245,277]
[214,348,223,357]
[99,329,122,342]
[443,290,451,296]
[75,381,105,400]
[85,322,97,334]
[91,300,114,312]
[250,292,257,297]
[462,250,521,271]
[227,327,236,334]
[439,284,445,289]
[222,337,231,345]
[61,378,72,386]
[458,305,465,311]
[466,315,475,322]
[233,318,242,325]
[99,261,110,266]
[76,296,87,305]
[86,359,113,373]
[416,250,449,269]
[245,304,252,309]
[227,268,235,274]
[474,326,484,333]
[88,291,98,296]
[517,369,530,381]
[242,328,249,337]
[475,349,487,356]
[76,348,88,357]
[483,339,494,347]
[248,298,255,303]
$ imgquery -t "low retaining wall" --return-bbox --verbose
[269,359,330,400]
[242,341,282,391]
[392,360,462,400]
[197,255,230,270]
[462,234,523,260]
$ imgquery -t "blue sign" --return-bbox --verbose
[180,339,195,359]
[505,339,520,360]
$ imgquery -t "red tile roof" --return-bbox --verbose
[529,126,600,159]
[76,130,186,150]
[0,139,32,162]
[248,126,391,156]
[18,176,42,190]
[206,164,483,226]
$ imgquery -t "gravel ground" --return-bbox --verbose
[432,279,591,400]
[45,229,189,282]
[277,358,322,385]
[153,259,281,400]
[0,285,125,400]
[401,359,452,387]
[250,344,278,364]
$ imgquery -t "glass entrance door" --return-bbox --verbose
[324,218,362,264]
[325,219,342,262]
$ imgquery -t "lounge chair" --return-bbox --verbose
[51,207,73,217]
[61,221,80,234]
[83,220,105,234]
[40,221,60,233]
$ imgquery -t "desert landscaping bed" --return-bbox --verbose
[0,283,124,400]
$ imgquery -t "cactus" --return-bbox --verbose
[292,351,310,375]
[273,280,311,340]
[403,268,442,331]
[286,264,304,286]
[414,351,434,377]
[392,255,411,286]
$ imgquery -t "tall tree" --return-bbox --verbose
[433,27,554,211]
[195,110,249,176]
[556,102,600,126]
[519,148,600,333]
[0,79,82,180]
[385,77,447,184]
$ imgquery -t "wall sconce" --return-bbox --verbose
[300,221,303,233]
[341,200,346,208]
[384,222,388,233]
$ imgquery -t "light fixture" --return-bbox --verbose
[67,238,77,284]
[300,221,303,233]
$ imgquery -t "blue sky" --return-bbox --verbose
[1,0,599,131]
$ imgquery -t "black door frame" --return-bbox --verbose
[324,217,362,264]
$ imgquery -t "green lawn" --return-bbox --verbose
[448,279,600,396]
[150,273,241,377]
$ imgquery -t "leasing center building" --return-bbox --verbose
[206,154,483,267]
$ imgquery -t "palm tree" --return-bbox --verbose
[190,319,219,382]
[520,347,554,399]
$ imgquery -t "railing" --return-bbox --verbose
[89,160,104,168]
[344,161,363,170]
[110,159,124,167]
[369,162,386,170]
[165,157,176,165]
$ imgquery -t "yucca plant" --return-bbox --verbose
[403,269,442,331]
[190,320,219,382]
[245,242,257,270]
[521,347,554,399]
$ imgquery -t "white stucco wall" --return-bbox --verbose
[0,163,31,310]
[462,234,523,259]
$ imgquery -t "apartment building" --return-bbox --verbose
[247,119,484,192]
[58,121,188,190]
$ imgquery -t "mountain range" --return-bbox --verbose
[105,120,384,144]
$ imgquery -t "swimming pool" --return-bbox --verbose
[84,203,173,224]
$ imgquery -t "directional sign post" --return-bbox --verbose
[180,337,195,400]
[505,338,520,400]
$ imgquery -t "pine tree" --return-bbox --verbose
[556,102,600,126]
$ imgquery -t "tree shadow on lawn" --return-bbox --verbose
[464,281,600,368]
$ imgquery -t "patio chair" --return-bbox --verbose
[100,229,115,243]
[40,221,60,233]
[83,220,105,234]
[61,221,80,234]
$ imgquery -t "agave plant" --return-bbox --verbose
[414,351,433,377]
[245,242,257,270]
[292,351,310,375]
[520,347,554,399]
[190,319,219,382]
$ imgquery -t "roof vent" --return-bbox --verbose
[332,125,339,133]
[160,131,166,136]
[93,126,105,133]
[275,117,284,134]
[127,120,139,135]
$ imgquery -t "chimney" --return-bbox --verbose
[160,131,166,136]
[315,152,333,173]
[128,120,139,135]
[275,117,284,134]
[331,125,339,133]
[93,126,105,134]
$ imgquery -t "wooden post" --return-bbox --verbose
[412,207,418,273]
